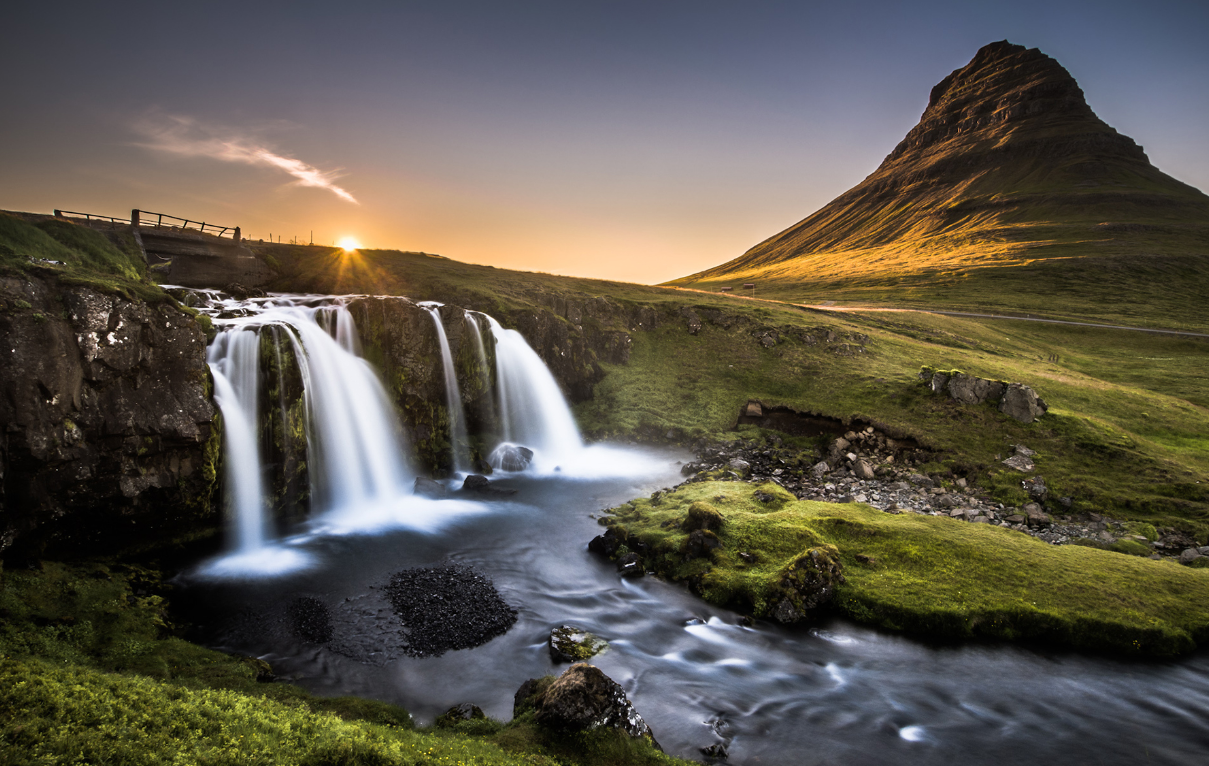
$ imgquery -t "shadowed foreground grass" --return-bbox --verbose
[603,481,1209,656]
[0,563,685,766]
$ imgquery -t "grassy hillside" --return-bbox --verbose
[249,243,1209,537]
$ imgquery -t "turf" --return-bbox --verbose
[601,481,1209,656]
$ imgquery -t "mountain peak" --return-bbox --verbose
[666,40,1207,290]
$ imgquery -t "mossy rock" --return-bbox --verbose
[549,625,609,663]
[682,502,724,532]
[1109,539,1153,557]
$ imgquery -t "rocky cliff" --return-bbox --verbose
[0,275,218,560]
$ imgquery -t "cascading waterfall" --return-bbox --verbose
[421,304,472,475]
[204,297,417,570]
[208,329,267,552]
[485,315,583,471]
[195,288,658,575]
[465,312,498,434]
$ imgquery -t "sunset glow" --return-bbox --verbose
[338,237,361,251]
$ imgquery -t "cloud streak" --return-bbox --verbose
[135,115,358,203]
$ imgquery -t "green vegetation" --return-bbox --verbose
[249,242,1209,537]
[0,562,687,766]
[601,481,1209,656]
[0,211,168,302]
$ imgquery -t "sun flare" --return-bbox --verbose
[338,237,361,251]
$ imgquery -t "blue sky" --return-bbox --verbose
[3,0,1206,282]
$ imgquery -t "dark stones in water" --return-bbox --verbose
[462,474,518,496]
[385,563,517,657]
[287,596,333,644]
[494,444,534,471]
[549,624,608,663]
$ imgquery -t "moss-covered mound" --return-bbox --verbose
[600,481,1209,656]
[0,211,166,301]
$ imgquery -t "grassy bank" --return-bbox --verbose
[0,562,684,766]
[0,211,166,302]
[600,481,1209,656]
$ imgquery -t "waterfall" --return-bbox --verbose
[484,315,583,471]
[207,329,267,552]
[421,304,472,475]
[465,312,498,441]
[205,298,416,565]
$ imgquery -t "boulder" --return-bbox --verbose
[1002,454,1035,472]
[530,663,660,746]
[549,625,608,663]
[768,545,845,623]
[1022,476,1048,501]
[810,460,831,478]
[588,527,625,557]
[617,552,644,577]
[682,502,724,532]
[854,460,876,480]
[999,383,1047,423]
[726,458,751,477]
[490,443,535,472]
[461,474,518,496]
[436,703,486,727]
[1179,548,1204,565]
[948,373,1007,405]
[685,529,721,558]
[744,401,763,417]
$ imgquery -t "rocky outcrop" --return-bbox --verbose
[769,545,845,623]
[0,275,218,559]
[520,663,659,747]
[920,367,1048,423]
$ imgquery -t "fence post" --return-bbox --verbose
[233,226,241,244]
[131,209,141,228]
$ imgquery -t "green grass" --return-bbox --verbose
[248,242,1209,535]
[0,211,168,302]
[0,562,687,766]
[601,481,1209,656]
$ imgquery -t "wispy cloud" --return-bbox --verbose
[134,114,358,203]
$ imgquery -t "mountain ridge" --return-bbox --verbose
[667,41,1209,326]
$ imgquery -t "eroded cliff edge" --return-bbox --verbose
[0,275,219,559]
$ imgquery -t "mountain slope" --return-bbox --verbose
[667,41,1209,328]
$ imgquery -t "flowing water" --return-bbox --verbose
[186,292,1209,765]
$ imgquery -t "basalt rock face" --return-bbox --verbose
[674,40,1209,285]
[0,276,218,560]
[349,297,496,473]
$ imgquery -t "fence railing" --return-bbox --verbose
[54,209,241,242]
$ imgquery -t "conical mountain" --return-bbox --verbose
[668,41,1209,326]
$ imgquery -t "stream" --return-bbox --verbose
[182,450,1209,765]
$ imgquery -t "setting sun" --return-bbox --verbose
[338,237,361,251]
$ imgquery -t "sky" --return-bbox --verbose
[3,0,1207,284]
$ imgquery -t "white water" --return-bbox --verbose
[420,304,472,475]
[485,315,583,472]
[200,297,428,575]
[191,290,665,577]
[465,312,498,434]
[207,330,266,551]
